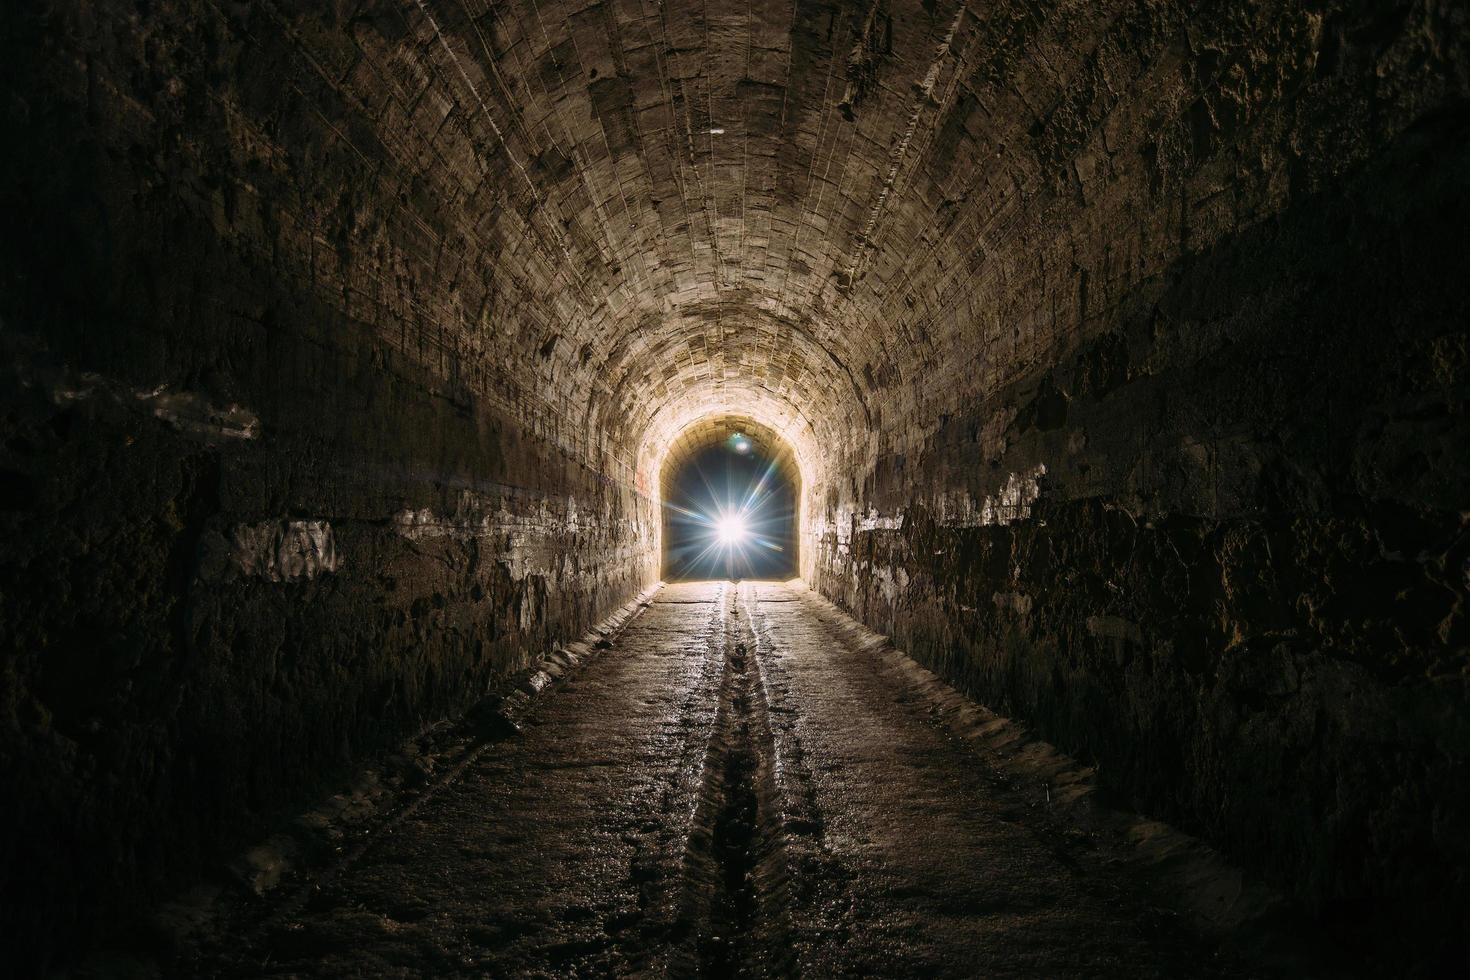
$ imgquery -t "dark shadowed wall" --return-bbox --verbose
[0,4,657,970]
[810,7,1470,970]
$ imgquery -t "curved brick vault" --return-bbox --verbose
[209,0,1464,499]
[143,0,1347,483]
[40,0,1454,493]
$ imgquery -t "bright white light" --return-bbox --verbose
[715,512,748,547]
[708,127,725,135]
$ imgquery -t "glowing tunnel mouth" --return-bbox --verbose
[644,406,820,583]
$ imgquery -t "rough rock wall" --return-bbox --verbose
[814,44,1470,978]
[0,4,654,970]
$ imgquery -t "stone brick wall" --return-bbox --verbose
[0,2,656,969]
[809,2,1470,968]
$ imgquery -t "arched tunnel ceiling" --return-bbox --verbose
[657,414,804,497]
[379,0,946,472]
[638,387,824,496]
[338,0,1105,472]
[307,0,1364,482]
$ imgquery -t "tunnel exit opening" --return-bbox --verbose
[659,421,800,581]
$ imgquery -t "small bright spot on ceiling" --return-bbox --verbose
[715,512,748,547]
[708,127,725,135]
[730,431,750,453]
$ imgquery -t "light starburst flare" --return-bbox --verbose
[662,446,794,580]
[715,511,749,547]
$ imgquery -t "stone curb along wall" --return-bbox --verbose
[813,99,1470,971]
[0,3,656,971]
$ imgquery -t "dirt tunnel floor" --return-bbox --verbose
[181,581,1336,979]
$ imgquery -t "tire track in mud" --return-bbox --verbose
[615,590,730,976]
[673,583,809,977]
[740,583,856,971]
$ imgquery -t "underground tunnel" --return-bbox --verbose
[0,0,1467,976]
